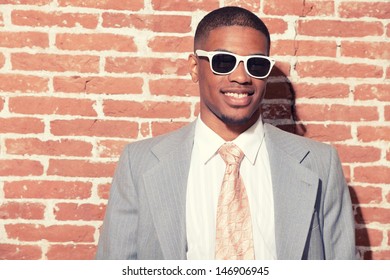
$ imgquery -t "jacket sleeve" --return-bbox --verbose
[96,145,138,259]
[322,147,356,259]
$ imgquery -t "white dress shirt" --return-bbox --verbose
[186,117,277,259]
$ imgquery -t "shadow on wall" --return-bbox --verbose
[263,65,364,260]
[262,65,306,136]
[349,188,371,260]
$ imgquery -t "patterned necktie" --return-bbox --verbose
[215,142,255,260]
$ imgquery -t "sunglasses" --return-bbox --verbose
[195,50,275,79]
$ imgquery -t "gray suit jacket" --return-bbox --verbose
[96,122,356,260]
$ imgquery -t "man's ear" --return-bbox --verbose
[188,54,199,83]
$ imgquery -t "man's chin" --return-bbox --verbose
[219,114,254,127]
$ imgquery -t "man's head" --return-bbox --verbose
[188,6,273,140]
[194,6,271,55]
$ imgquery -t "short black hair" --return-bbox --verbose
[194,6,271,53]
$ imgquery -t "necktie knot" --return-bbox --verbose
[218,143,244,166]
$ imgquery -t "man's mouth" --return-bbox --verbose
[222,89,254,97]
[223,92,250,98]
[221,90,255,107]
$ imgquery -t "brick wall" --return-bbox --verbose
[0,0,389,260]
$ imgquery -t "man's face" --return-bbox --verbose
[189,25,270,134]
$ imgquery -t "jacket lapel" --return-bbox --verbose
[264,124,320,259]
[142,123,195,259]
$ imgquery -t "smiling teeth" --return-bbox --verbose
[224,92,249,98]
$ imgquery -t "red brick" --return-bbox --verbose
[103,100,192,119]
[304,124,352,142]
[56,33,137,52]
[0,0,50,4]
[6,138,93,157]
[296,104,378,121]
[0,118,44,134]
[9,96,97,116]
[385,106,390,121]
[50,119,138,138]
[152,0,218,11]
[335,145,381,163]
[58,0,144,10]
[349,186,382,205]
[12,53,99,73]
[97,140,128,158]
[46,244,96,260]
[387,191,390,204]
[354,166,390,184]
[263,18,288,35]
[5,224,95,242]
[355,207,390,224]
[0,160,43,176]
[53,76,143,95]
[102,13,191,33]
[140,122,150,137]
[0,74,48,93]
[342,165,351,183]
[12,10,98,29]
[151,121,189,137]
[105,57,188,76]
[354,84,390,102]
[264,0,334,16]
[271,40,337,57]
[0,97,4,112]
[356,228,383,246]
[0,31,48,48]
[341,41,390,60]
[4,180,92,199]
[54,203,106,221]
[294,83,350,99]
[98,183,110,199]
[0,52,4,69]
[296,61,382,78]
[298,20,383,37]
[364,250,390,260]
[387,66,390,79]
[149,79,198,97]
[387,23,390,37]
[0,202,45,220]
[148,36,193,53]
[223,0,260,12]
[339,2,390,19]
[47,159,116,178]
[0,244,41,260]
[357,126,390,142]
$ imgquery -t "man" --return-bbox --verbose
[96,6,356,260]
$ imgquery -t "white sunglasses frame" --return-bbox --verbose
[195,49,275,79]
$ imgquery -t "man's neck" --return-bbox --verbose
[200,113,261,142]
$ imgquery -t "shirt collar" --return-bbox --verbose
[194,117,225,164]
[194,116,265,165]
[232,117,265,165]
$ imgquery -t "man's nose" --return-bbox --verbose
[228,61,251,83]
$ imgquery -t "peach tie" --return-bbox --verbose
[215,143,255,260]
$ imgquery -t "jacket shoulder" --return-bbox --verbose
[264,123,335,156]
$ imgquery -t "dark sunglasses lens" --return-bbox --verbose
[211,54,236,74]
[247,57,271,77]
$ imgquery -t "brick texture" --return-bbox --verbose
[0,0,388,260]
